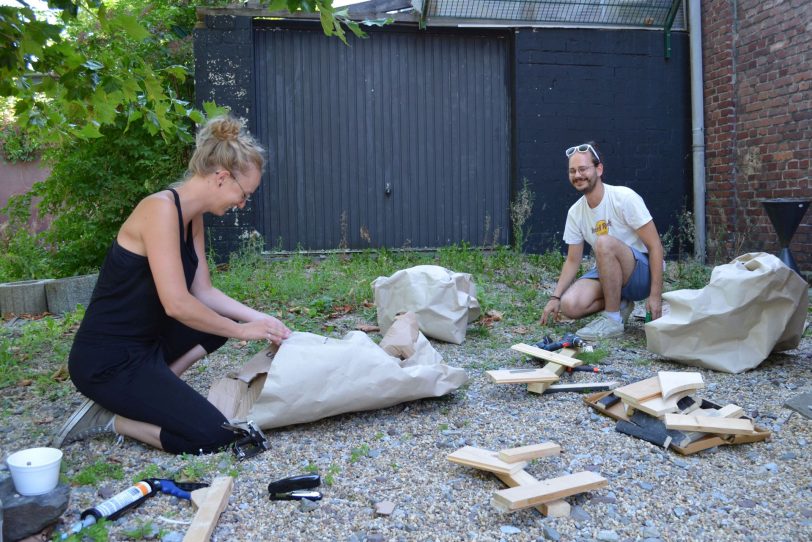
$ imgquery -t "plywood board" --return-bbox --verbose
[658,371,704,400]
[613,377,662,404]
[491,471,608,512]
[447,446,527,475]
[664,414,754,434]
[497,443,561,463]
[486,368,559,384]
[510,344,583,368]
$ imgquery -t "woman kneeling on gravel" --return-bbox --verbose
[53,115,291,454]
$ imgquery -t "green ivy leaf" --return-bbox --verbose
[112,14,150,42]
[76,122,103,139]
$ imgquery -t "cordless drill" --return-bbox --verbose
[537,332,585,352]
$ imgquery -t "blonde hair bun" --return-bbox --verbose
[187,114,265,177]
[206,115,244,142]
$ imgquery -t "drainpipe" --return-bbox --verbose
[689,0,707,261]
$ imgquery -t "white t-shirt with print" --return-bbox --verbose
[563,184,653,253]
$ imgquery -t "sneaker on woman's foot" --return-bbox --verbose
[576,313,625,340]
[52,398,115,447]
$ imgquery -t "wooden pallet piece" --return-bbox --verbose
[510,344,583,368]
[491,471,608,513]
[613,376,662,404]
[494,469,570,518]
[486,368,560,384]
[658,371,704,400]
[664,413,755,435]
[447,446,527,475]
[497,443,561,463]
[184,476,234,542]
[527,347,577,395]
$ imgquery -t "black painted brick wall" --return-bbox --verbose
[194,15,258,261]
[514,28,692,257]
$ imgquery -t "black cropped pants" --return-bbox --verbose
[69,320,233,455]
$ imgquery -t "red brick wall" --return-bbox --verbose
[702,0,812,275]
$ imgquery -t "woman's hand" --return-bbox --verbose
[240,315,292,345]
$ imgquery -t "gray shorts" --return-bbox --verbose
[581,246,652,301]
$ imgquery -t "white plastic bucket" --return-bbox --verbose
[6,447,63,496]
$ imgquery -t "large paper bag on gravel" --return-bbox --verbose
[372,265,481,344]
[645,252,808,373]
[247,323,469,429]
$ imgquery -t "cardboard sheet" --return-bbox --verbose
[645,252,808,373]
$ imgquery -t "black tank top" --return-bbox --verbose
[75,188,198,344]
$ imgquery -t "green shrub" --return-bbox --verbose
[32,119,188,278]
[0,124,40,163]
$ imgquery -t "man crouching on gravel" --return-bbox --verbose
[540,141,664,340]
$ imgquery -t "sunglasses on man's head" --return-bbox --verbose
[565,144,600,163]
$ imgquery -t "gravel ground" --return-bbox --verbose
[2,310,812,542]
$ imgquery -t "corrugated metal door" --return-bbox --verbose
[253,23,509,251]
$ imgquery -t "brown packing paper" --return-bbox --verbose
[645,252,808,373]
[207,312,467,429]
[372,265,481,344]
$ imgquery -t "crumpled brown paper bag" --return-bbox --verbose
[208,312,468,428]
[645,252,808,373]
[372,265,481,344]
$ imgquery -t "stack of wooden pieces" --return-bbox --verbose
[447,443,608,517]
[485,343,618,395]
[584,373,770,455]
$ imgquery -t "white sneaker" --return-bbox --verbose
[620,300,634,323]
[577,313,625,340]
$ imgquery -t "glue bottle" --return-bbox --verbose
[63,480,156,538]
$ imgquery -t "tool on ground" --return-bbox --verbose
[268,474,322,501]
[222,420,270,460]
[536,333,585,352]
[61,478,208,539]
[565,365,621,375]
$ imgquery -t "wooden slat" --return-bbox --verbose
[633,391,692,417]
[664,414,755,434]
[658,371,704,400]
[447,446,527,475]
[613,376,662,404]
[491,472,608,512]
[494,470,570,517]
[486,368,559,384]
[676,404,746,447]
[184,477,234,542]
[526,347,577,394]
[497,443,561,463]
[510,344,583,368]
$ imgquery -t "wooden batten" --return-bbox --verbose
[486,368,559,384]
[447,446,527,475]
[613,376,662,404]
[510,344,583,368]
[498,443,561,463]
[491,471,608,512]
[664,413,755,434]
[184,476,234,542]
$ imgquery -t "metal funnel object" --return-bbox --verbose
[761,198,810,274]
